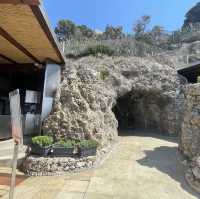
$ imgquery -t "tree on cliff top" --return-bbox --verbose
[55,20,76,41]
[133,15,151,38]
[103,25,124,40]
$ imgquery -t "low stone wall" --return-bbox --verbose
[21,142,115,176]
[22,156,96,176]
[179,83,200,192]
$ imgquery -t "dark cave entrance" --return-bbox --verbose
[112,90,170,135]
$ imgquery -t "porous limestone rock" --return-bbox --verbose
[179,83,200,192]
[180,84,200,158]
[43,56,180,146]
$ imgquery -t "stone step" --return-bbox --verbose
[0,139,14,149]
[0,139,27,167]
[0,147,26,157]
[0,152,26,167]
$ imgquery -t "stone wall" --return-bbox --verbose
[179,83,200,191]
[180,83,200,158]
[22,156,95,176]
[43,56,181,147]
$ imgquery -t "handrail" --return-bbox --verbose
[177,73,188,85]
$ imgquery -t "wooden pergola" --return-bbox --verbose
[0,0,65,139]
[0,0,65,68]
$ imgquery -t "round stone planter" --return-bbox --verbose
[22,155,96,176]
[21,141,115,176]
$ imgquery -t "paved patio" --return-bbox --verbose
[1,133,199,199]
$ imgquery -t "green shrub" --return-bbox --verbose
[100,70,109,80]
[81,44,114,57]
[55,139,75,148]
[32,136,53,148]
[79,140,99,149]
[64,38,162,59]
[197,76,200,83]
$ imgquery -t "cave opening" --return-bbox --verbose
[112,90,170,136]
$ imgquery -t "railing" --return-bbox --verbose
[177,74,188,85]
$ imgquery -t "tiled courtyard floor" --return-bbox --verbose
[1,132,200,199]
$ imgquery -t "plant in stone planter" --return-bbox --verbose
[31,136,53,156]
[78,140,99,157]
[52,139,75,157]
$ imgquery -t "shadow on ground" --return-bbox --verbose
[137,146,200,198]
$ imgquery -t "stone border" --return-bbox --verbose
[21,141,117,176]
[185,169,200,194]
[177,151,200,194]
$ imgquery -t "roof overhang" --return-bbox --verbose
[0,0,41,5]
[0,0,66,66]
[178,61,200,83]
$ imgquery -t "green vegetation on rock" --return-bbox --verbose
[79,140,99,149]
[54,139,75,148]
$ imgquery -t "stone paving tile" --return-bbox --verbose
[31,189,60,199]
[0,185,9,198]
[2,185,39,199]
[64,170,93,181]
[55,191,84,199]
[86,177,114,196]
[62,180,89,192]
[84,192,114,199]
[1,135,200,199]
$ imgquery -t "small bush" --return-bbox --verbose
[81,44,115,57]
[79,140,99,149]
[197,76,200,83]
[32,136,53,148]
[64,38,162,59]
[55,139,75,148]
[100,70,109,80]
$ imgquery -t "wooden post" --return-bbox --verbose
[9,89,23,199]
[9,144,19,199]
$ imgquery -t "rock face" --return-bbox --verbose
[179,84,200,190]
[43,56,180,146]
[180,84,200,158]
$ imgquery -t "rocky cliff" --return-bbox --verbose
[43,56,180,147]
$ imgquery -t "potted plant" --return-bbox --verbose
[78,140,99,157]
[52,139,75,157]
[31,136,53,156]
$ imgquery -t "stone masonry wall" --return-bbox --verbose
[180,84,200,158]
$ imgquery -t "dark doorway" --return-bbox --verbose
[112,90,170,135]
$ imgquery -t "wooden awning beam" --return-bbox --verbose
[0,0,41,5]
[0,63,42,74]
[0,54,18,64]
[0,27,41,64]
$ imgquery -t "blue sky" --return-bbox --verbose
[44,0,200,33]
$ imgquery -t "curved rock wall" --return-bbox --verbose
[179,83,200,191]
[43,56,180,146]
[180,84,200,158]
